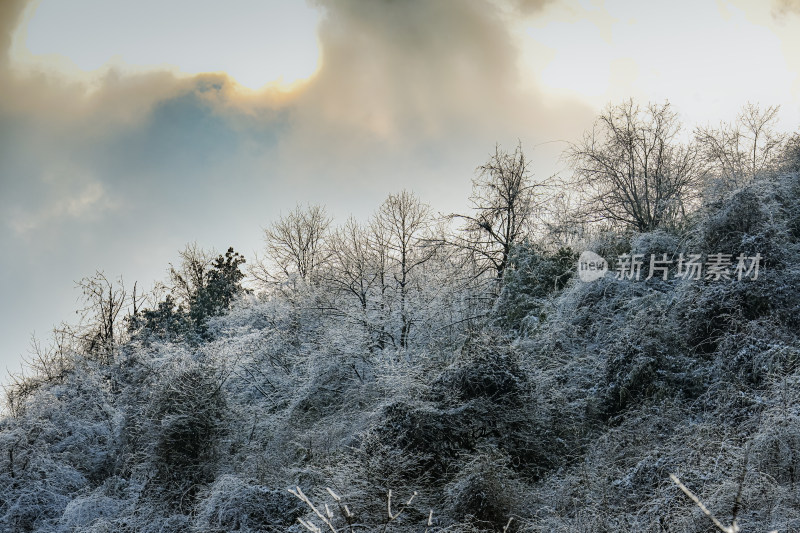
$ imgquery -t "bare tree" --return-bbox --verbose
[539,189,590,249]
[16,331,71,387]
[168,242,214,305]
[695,102,786,197]
[368,214,395,349]
[568,99,704,232]
[263,204,331,285]
[324,217,390,350]
[76,271,127,362]
[452,142,542,282]
[327,217,379,317]
[375,191,434,349]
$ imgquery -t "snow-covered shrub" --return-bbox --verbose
[695,177,790,271]
[0,456,86,532]
[193,475,301,532]
[368,400,453,479]
[445,448,524,531]
[600,291,698,416]
[428,339,526,407]
[777,169,800,239]
[136,358,227,507]
[630,229,680,260]
[0,362,122,532]
[58,477,134,532]
[495,245,576,332]
[713,318,800,386]
[700,187,768,252]
[2,481,71,532]
[584,230,632,262]
[749,374,800,489]
[363,334,562,489]
[674,280,743,357]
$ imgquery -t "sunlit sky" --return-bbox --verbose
[2,0,800,382]
[15,0,321,89]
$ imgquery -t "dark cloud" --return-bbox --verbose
[305,0,530,137]
[286,0,590,181]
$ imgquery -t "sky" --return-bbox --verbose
[1,0,800,382]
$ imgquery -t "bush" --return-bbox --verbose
[695,179,789,271]
[130,295,196,345]
[137,360,228,508]
[369,400,456,480]
[496,245,577,332]
[630,230,680,259]
[58,477,134,532]
[193,475,301,532]
[428,342,526,407]
[600,291,697,416]
[445,448,524,531]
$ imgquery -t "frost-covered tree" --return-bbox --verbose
[326,218,377,314]
[453,142,541,283]
[168,242,214,305]
[495,244,576,332]
[696,103,786,197]
[782,131,800,173]
[323,217,387,348]
[190,247,247,323]
[375,191,434,349]
[262,203,331,285]
[568,99,704,231]
[75,272,127,362]
[132,294,194,344]
[151,244,248,339]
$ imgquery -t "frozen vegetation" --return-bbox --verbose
[2,102,800,532]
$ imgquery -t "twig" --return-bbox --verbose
[732,445,750,527]
[383,489,417,532]
[424,509,434,533]
[326,488,356,533]
[669,473,739,533]
[289,486,339,533]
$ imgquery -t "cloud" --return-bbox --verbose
[306,0,522,138]
[8,180,115,234]
[773,0,800,17]
[275,0,591,186]
[1,0,590,180]
[0,0,596,239]
[510,0,557,15]
[0,0,595,380]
